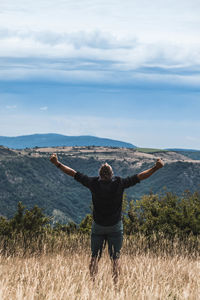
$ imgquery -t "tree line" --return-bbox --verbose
[1,190,200,237]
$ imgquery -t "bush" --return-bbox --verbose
[123,191,200,237]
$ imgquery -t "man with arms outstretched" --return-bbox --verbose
[50,153,164,283]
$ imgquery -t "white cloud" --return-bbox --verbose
[0,28,200,88]
[40,106,48,111]
[6,105,17,109]
[0,0,200,86]
[1,0,200,37]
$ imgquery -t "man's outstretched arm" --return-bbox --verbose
[137,159,164,181]
[50,153,77,177]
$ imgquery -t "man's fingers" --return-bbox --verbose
[50,153,58,161]
[156,158,164,168]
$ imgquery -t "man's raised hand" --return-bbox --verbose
[155,158,164,169]
[50,154,76,176]
[50,153,59,166]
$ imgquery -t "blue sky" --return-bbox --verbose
[0,0,200,149]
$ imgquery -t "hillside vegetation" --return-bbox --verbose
[176,150,200,161]
[0,146,200,223]
[1,189,200,299]
[1,195,200,299]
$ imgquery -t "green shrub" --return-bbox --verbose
[123,191,200,237]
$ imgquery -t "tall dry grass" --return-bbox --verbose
[0,234,200,299]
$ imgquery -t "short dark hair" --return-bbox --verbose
[99,163,113,180]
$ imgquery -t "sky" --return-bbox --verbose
[0,0,200,149]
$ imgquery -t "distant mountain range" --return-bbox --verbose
[0,134,199,153]
[0,134,136,149]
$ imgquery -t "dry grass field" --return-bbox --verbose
[0,235,200,300]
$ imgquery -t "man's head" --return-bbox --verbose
[99,163,113,181]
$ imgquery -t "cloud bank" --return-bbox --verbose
[0,0,200,87]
